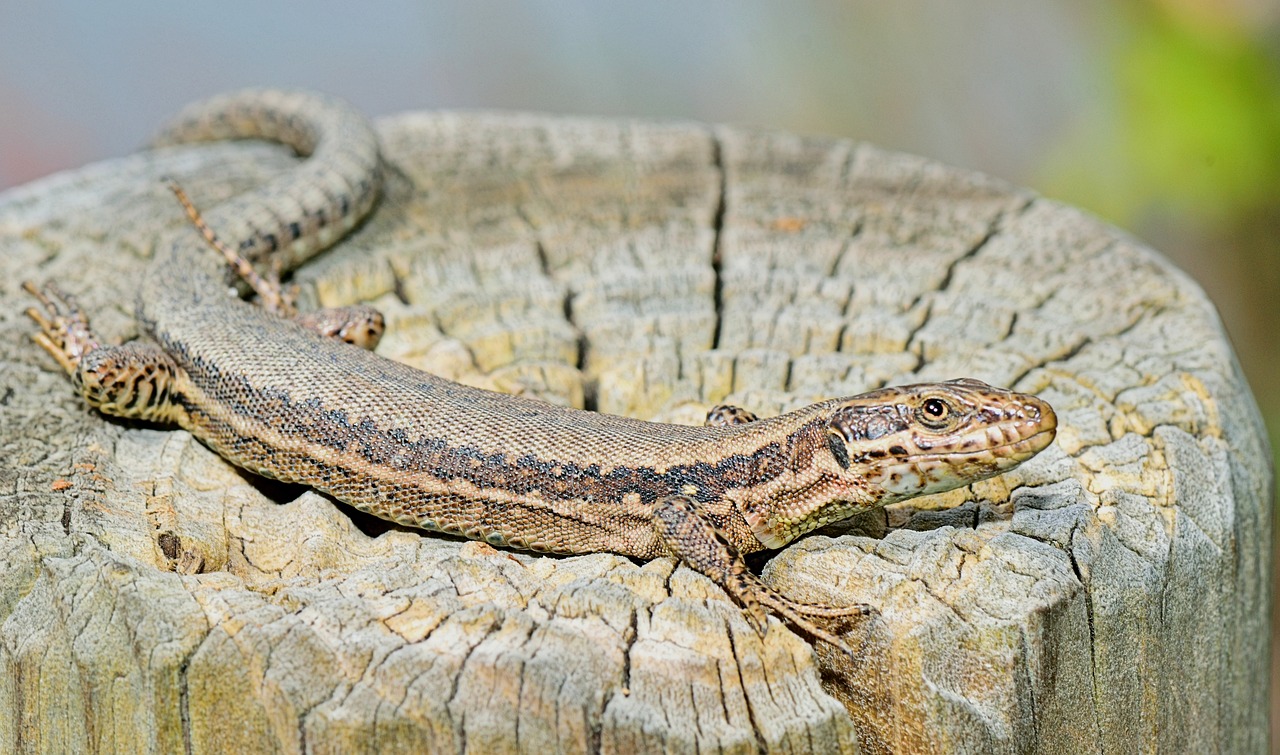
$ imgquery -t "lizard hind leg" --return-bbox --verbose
[166,179,298,316]
[653,494,870,655]
[166,179,385,351]
[24,281,189,424]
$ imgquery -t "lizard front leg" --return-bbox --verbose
[291,307,384,350]
[704,404,759,427]
[653,493,870,654]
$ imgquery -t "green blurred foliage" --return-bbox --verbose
[1041,1,1280,496]
[1042,4,1280,226]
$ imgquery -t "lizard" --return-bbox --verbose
[24,89,1058,652]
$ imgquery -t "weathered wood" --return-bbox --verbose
[0,111,1270,754]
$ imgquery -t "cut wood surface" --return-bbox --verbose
[0,111,1271,754]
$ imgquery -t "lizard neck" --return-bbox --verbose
[722,409,879,550]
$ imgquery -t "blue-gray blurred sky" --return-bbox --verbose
[1,1,1089,193]
[2,1,1277,432]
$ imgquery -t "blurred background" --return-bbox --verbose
[2,0,1277,739]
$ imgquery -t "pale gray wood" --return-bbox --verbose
[0,110,1270,754]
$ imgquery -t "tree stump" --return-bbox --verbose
[0,110,1271,754]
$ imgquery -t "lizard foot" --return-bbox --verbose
[729,567,871,654]
[655,494,872,656]
[293,306,385,349]
[23,280,102,375]
[704,404,759,427]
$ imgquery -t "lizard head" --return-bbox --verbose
[824,377,1057,504]
[742,378,1058,549]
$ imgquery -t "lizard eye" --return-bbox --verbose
[918,397,952,428]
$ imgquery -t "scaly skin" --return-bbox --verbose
[25,90,1057,653]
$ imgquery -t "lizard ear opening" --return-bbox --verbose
[826,431,851,470]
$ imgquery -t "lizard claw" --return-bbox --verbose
[655,493,873,656]
[22,280,101,374]
[734,587,772,637]
[732,570,874,655]
[784,598,875,621]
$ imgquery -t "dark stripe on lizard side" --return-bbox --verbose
[184,401,672,556]
[175,350,832,511]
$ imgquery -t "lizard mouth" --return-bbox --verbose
[1004,425,1057,457]
[919,423,1056,465]
[872,422,1057,499]
[949,399,1058,461]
